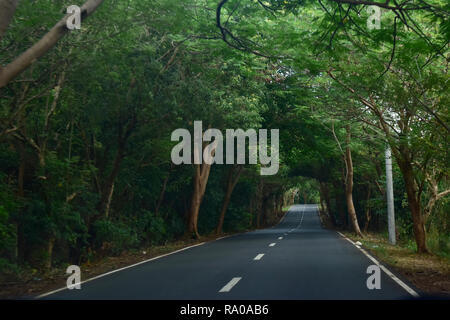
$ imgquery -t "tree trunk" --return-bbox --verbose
[398,159,429,253]
[277,194,283,217]
[97,143,125,217]
[0,0,19,41]
[186,137,218,238]
[97,114,136,218]
[254,179,263,228]
[216,165,243,234]
[187,178,202,238]
[344,125,363,237]
[320,182,336,226]
[216,190,232,235]
[333,180,347,228]
[155,169,171,216]
[363,185,371,233]
[15,141,26,262]
[258,196,267,229]
[186,161,213,239]
[45,237,55,270]
[104,181,114,219]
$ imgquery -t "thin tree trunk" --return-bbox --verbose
[257,197,265,229]
[254,179,263,228]
[155,175,169,216]
[363,185,371,233]
[216,165,243,234]
[97,113,136,218]
[15,141,26,262]
[320,181,335,226]
[344,125,363,237]
[0,0,19,41]
[104,182,114,219]
[333,180,347,228]
[97,143,125,217]
[277,194,283,217]
[155,165,173,215]
[45,237,55,270]
[398,159,429,253]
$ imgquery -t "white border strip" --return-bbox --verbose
[35,242,206,299]
[337,232,420,298]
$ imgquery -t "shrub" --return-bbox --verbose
[92,219,139,256]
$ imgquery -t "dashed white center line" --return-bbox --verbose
[269,243,276,247]
[278,237,283,240]
[219,277,242,293]
[254,254,265,260]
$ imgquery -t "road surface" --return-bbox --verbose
[40,204,418,299]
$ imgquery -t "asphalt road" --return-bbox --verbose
[41,204,417,300]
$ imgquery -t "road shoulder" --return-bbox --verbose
[342,231,450,299]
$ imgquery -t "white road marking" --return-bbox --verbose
[337,232,420,298]
[295,204,306,229]
[35,242,206,299]
[269,243,276,247]
[278,237,283,240]
[254,254,265,260]
[219,277,242,293]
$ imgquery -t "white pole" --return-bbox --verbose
[385,146,396,245]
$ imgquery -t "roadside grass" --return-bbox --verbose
[342,231,450,298]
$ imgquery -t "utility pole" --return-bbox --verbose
[385,146,396,245]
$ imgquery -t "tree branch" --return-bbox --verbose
[0,0,105,88]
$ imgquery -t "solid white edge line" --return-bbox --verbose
[295,204,307,229]
[219,277,242,293]
[337,232,420,298]
[215,235,231,241]
[35,242,206,299]
[254,254,265,261]
[36,206,296,299]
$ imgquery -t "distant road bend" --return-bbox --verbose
[39,204,418,300]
